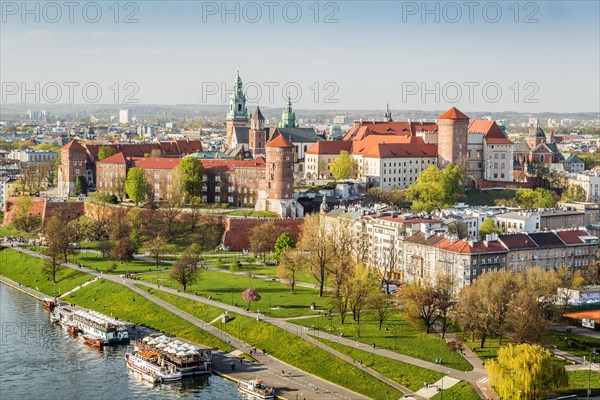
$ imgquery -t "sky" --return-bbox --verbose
[1,0,599,113]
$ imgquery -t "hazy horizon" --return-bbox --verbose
[2,1,599,113]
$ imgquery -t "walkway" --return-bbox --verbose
[5,243,497,399]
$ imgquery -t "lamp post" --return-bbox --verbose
[230,285,234,306]
[589,348,597,400]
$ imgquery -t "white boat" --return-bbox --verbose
[237,379,275,399]
[51,306,129,344]
[125,351,182,384]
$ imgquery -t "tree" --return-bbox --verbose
[125,168,149,205]
[370,291,393,331]
[506,290,547,343]
[479,218,503,240]
[177,157,205,199]
[561,184,587,202]
[43,245,63,284]
[170,251,201,291]
[44,213,76,262]
[97,239,113,258]
[378,240,400,294]
[556,265,585,311]
[146,236,170,267]
[296,214,333,297]
[329,150,358,180]
[347,263,376,337]
[98,146,117,160]
[274,232,294,263]
[242,287,261,309]
[406,165,464,212]
[248,221,277,262]
[403,274,456,335]
[12,195,41,232]
[74,176,87,196]
[514,188,556,208]
[486,344,567,400]
[277,249,304,294]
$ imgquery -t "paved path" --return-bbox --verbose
[1,244,373,399]
[5,243,497,399]
[550,323,600,340]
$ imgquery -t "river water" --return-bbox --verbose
[0,284,243,400]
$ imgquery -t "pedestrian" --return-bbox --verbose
[373,343,376,349]
[231,363,235,371]
[240,358,243,364]
[288,370,291,377]
[281,370,285,377]
[262,348,266,355]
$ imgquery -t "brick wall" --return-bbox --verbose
[2,197,84,226]
[222,217,303,251]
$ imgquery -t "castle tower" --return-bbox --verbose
[225,71,248,149]
[58,140,87,197]
[255,134,303,218]
[278,94,297,128]
[383,102,393,122]
[249,105,266,156]
[436,107,469,168]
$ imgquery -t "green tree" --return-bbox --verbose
[74,176,87,196]
[97,146,117,160]
[146,235,170,267]
[514,188,556,208]
[12,195,41,232]
[479,218,503,240]
[486,344,567,399]
[406,165,464,212]
[177,157,205,199]
[329,150,358,180]
[125,168,149,205]
[274,232,294,263]
[561,184,587,202]
[170,250,202,291]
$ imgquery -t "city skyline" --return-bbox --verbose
[1,1,599,112]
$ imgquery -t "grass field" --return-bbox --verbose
[540,330,600,359]
[465,189,516,206]
[557,370,600,396]
[0,225,39,238]
[63,279,234,352]
[431,381,480,400]
[143,288,404,400]
[293,311,473,371]
[138,269,328,318]
[315,337,444,391]
[69,252,161,274]
[0,247,93,296]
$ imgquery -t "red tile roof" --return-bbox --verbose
[85,140,202,160]
[130,157,181,170]
[353,136,437,158]
[343,122,414,141]
[266,134,294,148]
[468,120,512,145]
[555,230,589,245]
[435,238,507,254]
[405,232,446,246]
[62,140,86,151]
[437,107,469,120]
[200,157,266,172]
[97,152,126,164]
[305,140,353,155]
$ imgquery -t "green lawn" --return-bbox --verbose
[459,335,512,363]
[540,330,600,359]
[465,189,516,206]
[556,370,600,396]
[431,381,480,400]
[316,337,444,391]
[293,311,473,371]
[142,288,403,400]
[63,279,233,352]
[226,210,279,218]
[0,225,39,238]
[0,247,93,296]
[138,269,328,318]
[70,252,161,274]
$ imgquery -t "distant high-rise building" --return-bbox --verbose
[119,109,131,124]
[27,110,39,121]
[333,116,348,124]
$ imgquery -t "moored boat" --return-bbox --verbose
[125,350,182,384]
[43,298,58,310]
[237,379,275,399]
[50,306,129,345]
[83,335,104,348]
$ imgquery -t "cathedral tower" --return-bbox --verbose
[225,71,248,149]
[278,95,297,128]
[249,105,266,156]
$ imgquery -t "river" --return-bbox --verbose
[0,284,244,400]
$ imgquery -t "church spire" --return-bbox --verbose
[226,71,248,120]
[278,94,297,128]
[384,102,393,122]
